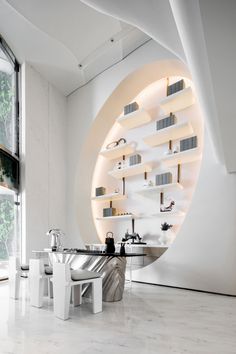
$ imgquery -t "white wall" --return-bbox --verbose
[21,63,67,262]
[67,39,236,295]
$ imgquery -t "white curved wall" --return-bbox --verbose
[67,39,236,295]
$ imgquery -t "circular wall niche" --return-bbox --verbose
[91,74,203,266]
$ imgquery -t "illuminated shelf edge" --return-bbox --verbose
[136,183,183,196]
[91,193,127,202]
[117,109,151,129]
[99,142,136,160]
[159,87,195,114]
[143,121,193,147]
[108,163,152,179]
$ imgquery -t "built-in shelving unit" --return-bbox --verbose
[93,77,202,251]
[143,121,193,147]
[161,148,201,167]
[136,183,183,198]
[108,163,152,179]
[160,87,195,114]
[99,142,136,160]
[96,214,140,221]
[117,109,151,129]
[92,193,127,202]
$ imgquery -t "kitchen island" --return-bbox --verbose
[33,249,145,302]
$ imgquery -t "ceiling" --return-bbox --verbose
[0,0,149,95]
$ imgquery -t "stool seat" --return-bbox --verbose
[21,264,29,271]
[45,266,53,275]
[71,269,101,281]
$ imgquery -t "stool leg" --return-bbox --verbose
[73,284,82,307]
[30,276,44,308]
[9,272,20,300]
[92,278,102,314]
[9,256,21,300]
[53,284,71,320]
[48,279,53,299]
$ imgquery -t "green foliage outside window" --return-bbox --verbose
[0,71,13,151]
[0,197,14,260]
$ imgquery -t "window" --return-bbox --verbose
[0,36,20,280]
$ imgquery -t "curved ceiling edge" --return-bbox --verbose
[80,0,186,63]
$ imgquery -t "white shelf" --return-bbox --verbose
[162,148,201,167]
[152,211,185,217]
[96,215,140,221]
[92,193,127,202]
[108,163,152,179]
[117,109,151,129]
[99,142,135,160]
[160,87,195,114]
[136,183,183,197]
[143,121,193,147]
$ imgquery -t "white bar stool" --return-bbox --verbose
[53,262,102,320]
[29,258,53,308]
[9,256,29,299]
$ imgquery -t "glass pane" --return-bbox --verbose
[0,190,19,279]
[0,47,16,154]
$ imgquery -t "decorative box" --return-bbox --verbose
[180,136,197,152]
[129,154,141,166]
[103,207,116,217]
[95,186,106,197]
[156,113,176,131]
[167,79,185,96]
[156,172,172,186]
[124,102,139,115]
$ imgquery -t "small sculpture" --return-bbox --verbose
[160,200,175,212]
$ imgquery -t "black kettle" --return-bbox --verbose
[105,231,115,254]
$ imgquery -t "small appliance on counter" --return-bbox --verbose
[46,229,64,251]
[105,231,115,254]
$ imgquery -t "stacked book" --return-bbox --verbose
[156,172,172,186]
[156,113,176,131]
[124,102,139,115]
[167,79,185,96]
[129,154,142,166]
[180,136,197,152]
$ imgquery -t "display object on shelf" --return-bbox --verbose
[156,113,176,131]
[161,222,173,231]
[167,79,185,96]
[160,200,175,213]
[106,137,126,150]
[114,160,128,170]
[96,186,106,196]
[103,207,116,217]
[129,154,141,166]
[180,136,197,152]
[124,102,139,115]
[156,172,172,186]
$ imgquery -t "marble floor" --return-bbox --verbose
[0,280,236,354]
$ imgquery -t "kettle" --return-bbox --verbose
[46,229,64,251]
